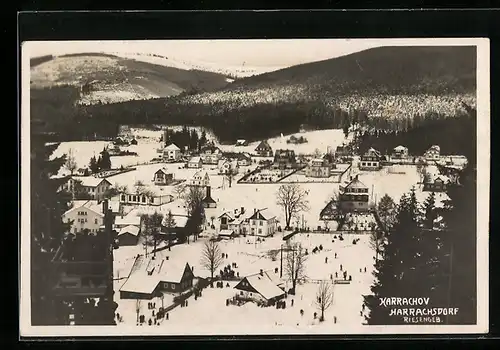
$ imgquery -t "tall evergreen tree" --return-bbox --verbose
[89,155,99,174]
[99,149,112,170]
[30,136,73,325]
[440,166,477,324]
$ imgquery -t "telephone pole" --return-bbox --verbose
[280,244,283,278]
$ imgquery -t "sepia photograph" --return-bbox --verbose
[20,38,489,336]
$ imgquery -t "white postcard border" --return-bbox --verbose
[19,37,490,337]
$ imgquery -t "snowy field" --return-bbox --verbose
[114,232,375,330]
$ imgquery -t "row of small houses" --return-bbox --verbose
[159,141,272,167]
[119,250,286,308]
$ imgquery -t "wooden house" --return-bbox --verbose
[255,140,273,157]
[391,145,409,160]
[273,149,297,169]
[153,168,175,185]
[234,270,285,306]
[200,145,223,165]
[119,259,195,300]
[339,175,370,212]
[360,148,382,171]
[187,156,203,169]
[424,145,441,161]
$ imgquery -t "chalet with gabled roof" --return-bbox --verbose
[234,270,285,305]
[392,145,409,160]
[190,171,210,187]
[339,175,370,212]
[187,156,203,169]
[200,145,223,164]
[255,140,273,157]
[360,148,382,171]
[119,259,195,300]
[424,145,441,161]
[152,168,175,185]
[423,174,451,192]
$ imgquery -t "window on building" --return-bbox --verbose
[259,221,263,226]
[121,194,125,201]
[95,218,98,224]
[85,218,88,223]
[142,196,146,203]
[171,284,176,290]
[258,229,262,234]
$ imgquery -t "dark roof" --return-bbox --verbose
[255,140,272,151]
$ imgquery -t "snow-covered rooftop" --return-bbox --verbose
[71,176,110,187]
[118,225,140,237]
[237,272,285,300]
[115,215,141,228]
[164,143,181,151]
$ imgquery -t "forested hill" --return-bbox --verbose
[30,53,231,105]
[227,46,476,94]
[31,46,477,144]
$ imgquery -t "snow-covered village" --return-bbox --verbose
[24,39,483,334]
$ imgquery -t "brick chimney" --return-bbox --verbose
[259,269,263,276]
[241,207,245,214]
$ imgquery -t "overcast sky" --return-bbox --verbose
[24,38,480,73]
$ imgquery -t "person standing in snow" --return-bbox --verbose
[335,252,337,259]
[340,264,343,271]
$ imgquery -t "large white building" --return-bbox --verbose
[248,208,278,237]
[62,200,106,234]
[162,143,182,162]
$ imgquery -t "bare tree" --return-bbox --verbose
[200,240,224,282]
[369,230,385,263]
[173,184,187,199]
[225,163,238,188]
[65,149,78,175]
[285,243,308,292]
[163,210,176,251]
[135,299,142,324]
[322,220,330,231]
[313,148,322,158]
[276,184,310,230]
[315,281,334,322]
[141,212,164,258]
[134,180,146,194]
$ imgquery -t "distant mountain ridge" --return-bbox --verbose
[30,52,232,104]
